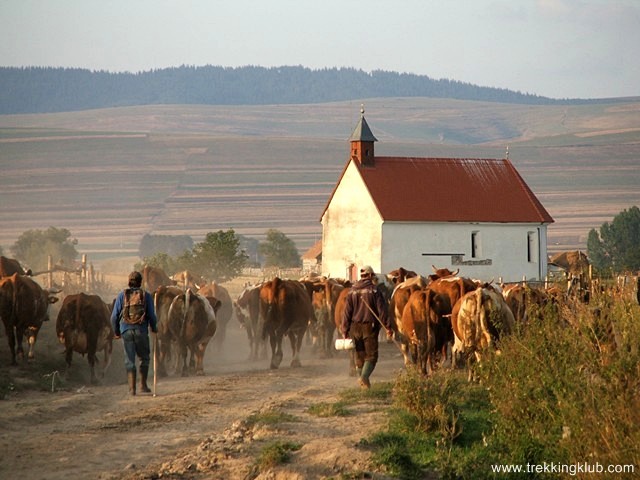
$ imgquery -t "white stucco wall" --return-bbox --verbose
[381,222,549,282]
[321,161,383,277]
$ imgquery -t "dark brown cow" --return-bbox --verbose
[451,287,515,381]
[142,266,176,293]
[259,277,314,369]
[387,267,418,286]
[197,282,232,352]
[0,256,32,277]
[398,288,451,375]
[154,285,184,377]
[166,288,219,376]
[234,283,267,360]
[55,293,113,384]
[0,273,59,364]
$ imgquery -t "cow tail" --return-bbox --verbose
[477,289,492,347]
[180,289,191,340]
[475,287,485,345]
[10,274,18,327]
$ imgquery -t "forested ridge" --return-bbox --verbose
[0,65,621,114]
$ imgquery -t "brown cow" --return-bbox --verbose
[451,287,515,381]
[171,270,207,290]
[387,267,418,286]
[234,283,267,360]
[310,278,345,358]
[398,288,452,375]
[153,285,184,377]
[428,276,477,311]
[0,273,59,364]
[166,288,219,376]
[389,275,429,366]
[428,265,459,282]
[55,293,113,384]
[502,283,548,324]
[142,266,176,292]
[259,277,314,369]
[0,256,32,277]
[197,282,232,352]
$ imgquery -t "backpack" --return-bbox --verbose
[123,288,146,325]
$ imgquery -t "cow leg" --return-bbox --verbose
[88,354,98,385]
[323,324,335,358]
[269,334,283,369]
[179,343,189,377]
[16,328,25,362]
[289,331,304,368]
[156,335,170,377]
[101,345,112,379]
[4,324,17,365]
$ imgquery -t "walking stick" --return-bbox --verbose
[152,332,158,397]
[362,300,405,353]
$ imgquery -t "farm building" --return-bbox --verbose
[301,239,322,273]
[320,110,554,282]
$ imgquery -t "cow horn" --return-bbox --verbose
[432,265,437,272]
[452,269,459,276]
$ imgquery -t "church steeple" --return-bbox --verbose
[349,106,377,166]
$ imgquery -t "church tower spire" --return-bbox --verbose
[349,105,377,166]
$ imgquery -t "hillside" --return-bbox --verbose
[1,65,626,115]
[1,97,639,269]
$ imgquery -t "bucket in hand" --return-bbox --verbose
[334,338,355,350]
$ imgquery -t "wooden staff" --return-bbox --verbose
[152,332,158,397]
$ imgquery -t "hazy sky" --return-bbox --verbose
[1,0,639,99]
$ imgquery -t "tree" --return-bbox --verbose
[587,206,640,272]
[11,226,79,272]
[259,229,301,268]
[190,229,248,282]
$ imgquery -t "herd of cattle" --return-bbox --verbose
[1,255,638,384]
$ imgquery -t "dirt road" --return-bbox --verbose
[0,321,404,480]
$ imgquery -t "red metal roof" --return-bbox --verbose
[324,156,554,224]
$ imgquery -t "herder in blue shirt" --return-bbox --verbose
[111,271,158,395]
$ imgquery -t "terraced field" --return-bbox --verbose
[1,98,639,268]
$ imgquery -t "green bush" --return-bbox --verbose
[481,295,640,475]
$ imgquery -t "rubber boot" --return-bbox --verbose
[128,370,137,396]
[359,361,375,389]
[139,366,151,393]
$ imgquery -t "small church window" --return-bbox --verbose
[471,231,480,258]
[527,231,536,262]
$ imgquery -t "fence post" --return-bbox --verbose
[81,254,87,291]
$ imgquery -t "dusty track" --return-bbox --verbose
[0,321,403,480]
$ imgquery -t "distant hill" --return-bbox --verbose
[0,65,629,115]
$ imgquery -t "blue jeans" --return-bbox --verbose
[122,329,150,372]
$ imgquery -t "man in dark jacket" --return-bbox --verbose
[111,271,158,395]
[341,266,391,389]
